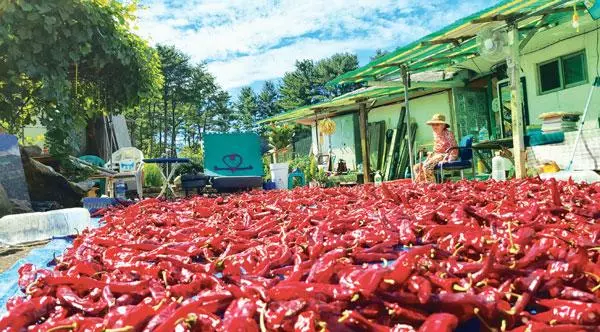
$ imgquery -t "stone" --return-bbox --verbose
[0,134,32,208]
[22,145,42,157]
[0,184,12,218]
[20,148,85,208]
[9,199,33,214]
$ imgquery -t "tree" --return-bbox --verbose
[0,0,162,156]
[279,60,318,111]
[234,87,258,131]
[156,45,193,156]
[314,53,360,101]
[278,53,360,111]
[123,50,234,157]
[257,81,282,121]
[370,49,389,61]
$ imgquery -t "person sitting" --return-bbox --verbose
[413,114,458,183]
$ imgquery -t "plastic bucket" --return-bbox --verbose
[270,163,289,189]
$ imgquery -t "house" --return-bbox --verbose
[261,0,600,182]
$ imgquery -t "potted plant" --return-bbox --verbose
[268,124,294,189]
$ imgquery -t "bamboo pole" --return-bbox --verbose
[400,66,415,181]
[358,103,371,183]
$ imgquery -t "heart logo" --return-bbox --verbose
[222,154,243,170]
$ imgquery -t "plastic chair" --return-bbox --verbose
[105,147,144,199]
[435,135,474,182]
[288,168,306,189]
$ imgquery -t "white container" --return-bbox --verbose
[491,152,506,181]
[374,171,383,187]
[0,208,91,245]
[270,162,289,190]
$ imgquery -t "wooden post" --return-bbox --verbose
[508,24,526,178]
[358,103,371,183]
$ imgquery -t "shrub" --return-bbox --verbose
[144,163,163,187]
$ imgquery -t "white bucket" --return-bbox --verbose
[270,163,289,189]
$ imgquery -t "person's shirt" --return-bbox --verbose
[433,129,458,160]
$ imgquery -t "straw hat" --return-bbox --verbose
[426,113,449,127]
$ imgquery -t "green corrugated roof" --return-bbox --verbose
[260,0,582,124]
[329,0,579,86]
[258,85,407,124]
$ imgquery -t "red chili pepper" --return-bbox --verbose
[338,265,387,297]
[338,310,391,332]
[407,275,432,304]
[153,299,222,332]
[220,298,259,331]
[305,248,346,283]
[268,282,353,302]
[143,301,178,332]
[294,310,318,332]
[0,296,56,331]
[265,299,307,330]
[106,299,157,331]
[385,301,429,322]
[417,313,458,332]
[56,285,108,315]
[385,245,433,284]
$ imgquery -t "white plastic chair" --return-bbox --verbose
[105,147,144,199]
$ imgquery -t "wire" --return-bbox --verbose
[471,58,482,73]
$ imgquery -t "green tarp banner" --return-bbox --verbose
[203,133,263,177]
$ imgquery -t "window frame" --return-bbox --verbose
[562,51,588,89]
[537,50,588,95]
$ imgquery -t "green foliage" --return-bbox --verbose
[127,47,233,158]
[370,49,389,61]
[262,155,271,180]
[268,124,295,151]
[143,163,163,187]
[309,155,318,182]
[0,0,162,156]
[257,81,282,120]
[234,86,258,131]
[175,145,204,177]
[289,155,312,183]
[278,53,360,110]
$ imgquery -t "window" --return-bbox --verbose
[538,51,588,94]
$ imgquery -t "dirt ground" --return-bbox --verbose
[0,242,47,273]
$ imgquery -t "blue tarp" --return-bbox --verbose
[0,218,102,314]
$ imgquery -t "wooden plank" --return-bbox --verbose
[367,121,385,171]
[384,107,406,180]
[383,129,397,181]
[389,122,407,180]
[508,25,526,178]
[398,123,418,179]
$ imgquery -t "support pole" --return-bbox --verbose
[358,103,371,183]
[508,24,527,179]
[400,66,415,181]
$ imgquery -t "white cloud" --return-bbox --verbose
[135,0,497,90]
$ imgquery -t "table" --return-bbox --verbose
[472,138,516,173]
[143,158,191,198]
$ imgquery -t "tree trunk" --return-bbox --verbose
[171,99,177,157]
[163,92,169,156]
[149,102,155,156]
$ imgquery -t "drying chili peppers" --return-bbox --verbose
[1,177,599,331]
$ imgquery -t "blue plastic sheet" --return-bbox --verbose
[0,218,102,314]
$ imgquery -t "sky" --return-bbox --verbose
[135,0,499,98]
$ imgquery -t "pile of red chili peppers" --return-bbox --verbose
[1,177,599,331]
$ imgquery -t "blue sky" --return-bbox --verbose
[135,0,499,98]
